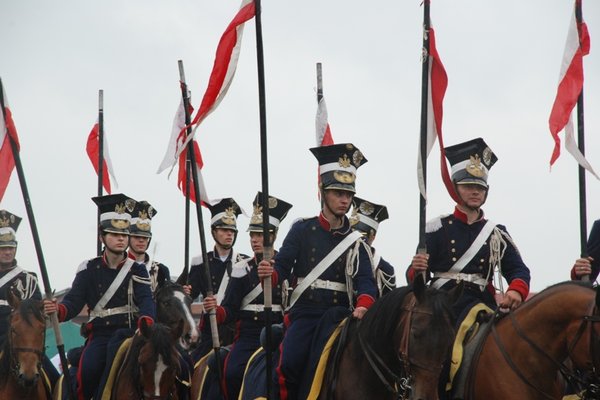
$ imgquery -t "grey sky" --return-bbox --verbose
[1,0,599,293]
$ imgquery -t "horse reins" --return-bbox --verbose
[8,313,46,379]
[491,305,600,400]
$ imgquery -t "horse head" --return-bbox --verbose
[400,275,460,400]
[155,280,199,349]
[4,287,46,388]
[136,319,183,400]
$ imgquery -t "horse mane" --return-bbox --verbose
[352,284,456,362]
[520,280,592,308]
[0,298,44,387]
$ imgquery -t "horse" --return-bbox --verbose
[108,319,184,400]
[155,280,199,350]
[463,281,600,399]
[0,288,51,400]
[313,275,461,400]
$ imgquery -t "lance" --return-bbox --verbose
[253,0,274,398]
[96,90,105,256]
[0,78,76,400]
[417,1,432,263]
[177,60,224,380]
[575,0,590,281]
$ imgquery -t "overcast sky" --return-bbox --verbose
[1,0,599,293]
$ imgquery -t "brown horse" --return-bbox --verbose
[0,289,50,400]
[109,319,184,400]
[465,281,600,399]
[315,275,461,400]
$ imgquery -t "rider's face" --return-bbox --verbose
[102,232,129,254]
[0,246,16,266]
[129,235,150,255]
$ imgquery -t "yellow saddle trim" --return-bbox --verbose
[237,346,265,400]
[447,303,493,391]
[306,318,347,400]
[100,337,133,400]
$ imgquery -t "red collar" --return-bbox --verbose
[127,251,148,263]
[453,206,485,224]
[318,212,351,234]
[102,252,128,269]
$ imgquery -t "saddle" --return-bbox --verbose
[447,303,494,399]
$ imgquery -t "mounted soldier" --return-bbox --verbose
[127,200,170,293]
[0,209,59,386]
[407,138,530,314]
[257,143,377,400]
[186,197,248,360]
[43,193,155,400]
[202,192,292,400]
[349,197,396,297]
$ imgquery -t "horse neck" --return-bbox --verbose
[507,285,594,362]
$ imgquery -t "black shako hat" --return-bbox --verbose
[247,192,293,233]
[444,138,498,188]
[310,143,367,193]
[129,200,157,238]
[92,193,135,235]
[349,197,389,237]
[208,198,242,231]
[0,210,22,248]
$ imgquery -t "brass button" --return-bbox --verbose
[254,315,258,321]
[451,239,456,244]
[333,299,338,304]
[480,258,485,263]
[311,248,316,253]
[310,257,315,262]
[452,257,457,262]
[449,221,453,224]
[451,248,456,253]
[312,226,316,231]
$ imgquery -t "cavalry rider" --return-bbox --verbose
[407,138,530,314]
[127,200,171,293]
[203,192,292,400]
[571,219,600,281]
[43,194,155,400]
[349,197,396,296]
[186,197,248,360]
[0,209,59,385]
[258,143,377,400]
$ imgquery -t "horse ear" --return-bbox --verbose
[413,272,427,303]
[171,319,184,342]
[7,285,21,309]
[448,281,464,306]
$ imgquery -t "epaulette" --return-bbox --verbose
[292,216,315,225]
[231,258,251,278]
[76,260,90,274]
[425,214,451,233]
[191,255,203,266]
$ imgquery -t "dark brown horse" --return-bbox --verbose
[155,280,199,350]
[109,319,184,400]
[315,276,461,400]
[465,281,600,399]
[0,289,50,400]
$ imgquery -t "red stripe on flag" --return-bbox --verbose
[191,0,255,127]
[548,5,589,166]
[429,27,459,203]
[86,122,112,194]
[0,94,20,201]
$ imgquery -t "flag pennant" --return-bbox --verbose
[157,96,210,205]
[0,80,20,201]
[417,25,459,202]
[315,96,334,197]
[548,1,598,178]
[170,0,255,167]
[86,119,118,194]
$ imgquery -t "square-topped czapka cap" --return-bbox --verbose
[247,192,293,233]
[310,143,368,193]
[208,198,242,231]
[349,197,389,237]
[130,200,157,238]
[92,193,136,235]
[445,138,498,188]
[0,210,22,248]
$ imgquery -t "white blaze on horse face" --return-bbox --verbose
[174,290,199,346]
[154,354,168,397]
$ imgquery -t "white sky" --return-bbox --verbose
[1,0,599,293]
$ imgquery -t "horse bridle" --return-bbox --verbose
[356,295,446,399]
[491,304,600,400]
[8,314,46,380]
